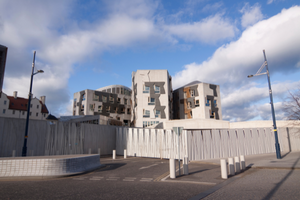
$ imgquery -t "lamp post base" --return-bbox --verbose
[275,143,281,159]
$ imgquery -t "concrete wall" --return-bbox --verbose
[0,117,116,157]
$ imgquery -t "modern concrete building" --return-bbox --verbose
[73,85,132,126]
[0,45,8,93]
[131,70,173,128]
[0,91,49,120]
[173,81,222,120]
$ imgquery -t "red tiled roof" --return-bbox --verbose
[7,96,49,114]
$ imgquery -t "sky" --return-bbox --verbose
[1,0,300,122]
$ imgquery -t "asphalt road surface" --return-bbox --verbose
[0,157,216,200]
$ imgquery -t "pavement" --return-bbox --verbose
[0,151,299,199]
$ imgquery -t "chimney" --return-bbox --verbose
[13,91,17,99]
[40,96,46,104]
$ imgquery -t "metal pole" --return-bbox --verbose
[263,50,281,159]
[22,51,36,157]
[177,127,180,176]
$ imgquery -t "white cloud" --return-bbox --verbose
[267,0,275,5]
[164,14,237,43]
[173,6,300,121]
[240,3,264,28]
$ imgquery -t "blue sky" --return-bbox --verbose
[1,0,300,121]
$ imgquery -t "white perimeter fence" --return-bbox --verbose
[1,117,300,160]
[116,127,300,161]
[0,117,116,157]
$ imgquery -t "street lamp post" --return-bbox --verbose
[22,51,44,157]
[248,50,281,159]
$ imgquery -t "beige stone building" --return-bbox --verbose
[131,70,173,128]
[173,81,222,120]
[73,85,132,126]
[0,91,49,120]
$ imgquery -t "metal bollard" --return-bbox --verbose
[169,158,176,179]
[12,150,16,157]
[88,148,91,154]
[183,157,189,175]
[234,156,240,173]
[113,150,116,159]
[124,149,127,159]
[220,159,228,179]
[240,155,246,171]
[228,157,235,176]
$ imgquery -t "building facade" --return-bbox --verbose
[0,45,8,93]
[0,91,49,120]
[73,85,132,126]
[131,70,173,128]
[173,81,222,120]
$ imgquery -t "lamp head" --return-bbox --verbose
[37,70,44,73]
[247,75,253,78]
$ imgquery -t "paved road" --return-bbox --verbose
[202,168,300,200]
[0,157,219,200]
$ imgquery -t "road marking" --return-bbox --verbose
[107,177,120,181]
[139,164,158,170]
[89,177,103,180]
[140,178,153,182]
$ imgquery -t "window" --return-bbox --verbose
[74,99,77,108]
[210,110,215,119]
[154,85,160,93]
[190,90,195,97]
[121,107,125,114]
[124,98,127,105]
[109,96,114,103]
[93,94,99,101]
[37,105,39,109]
[2,109,5,114]
[44,114,46,117]
[121,88,124,94]
[98,106,102,112]
[214,100,217,107]
[187,102,191,109]
[117,98,121,103]
[143,85,150,93]
[143,109,150,118]
[206,99,210,106]
[36,113,38,117]
[12,110,15,115]
[4,100,6,105]
[148,97,155,105]
[102,96,107,103]
[81,104,84,111]
[106,106,110,112]
[143,121,147,128]
[89,104,95,111]
[184,92,187,98]
[190,111,193,118]
[195,99,199,107]
[82,94,85,101]
[155,110,161,118]
[22,111,25,115]
[127,108,131,114]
